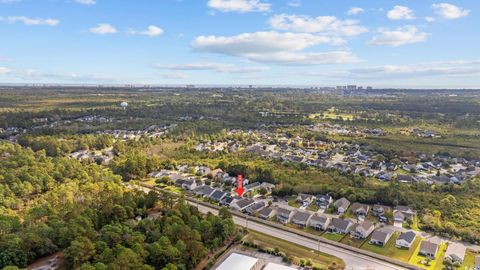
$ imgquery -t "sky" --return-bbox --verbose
[0,0,479,88]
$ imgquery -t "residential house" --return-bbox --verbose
[351,203,370,217]
[245,201,266,215]
[231,198,255,212]
[334,197,351,214]
[376,171,394,181]
[394,206,416,222]
[396,231,416,249]
[209,189,227,202]
[316,194,333,209]
[244,182,261,192]
[397,174,414,183]
[370,228,394,246]
[351,221,375,239]
[291,211,311,228]
[276,208,294,224]
[445,242,466,264]
[258,207,276,220]
[309,215,330,231]
[220,196,235,206]
[328,218,355,234]
[297,193,315,205]
[193,185,215,197]
[181,178,197,190]
[372,204,391,217]
[419,240,439,258]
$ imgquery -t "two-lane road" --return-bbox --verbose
[134,184,407,270]
[193,203,407,270]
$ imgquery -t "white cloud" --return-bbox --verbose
[1,16,59,26]
[308,60,480,81]
[154,62,270,73]
[425,16,435,22]
[128,25,164,37]
[369,26,428,47]
[269,14,368,36]
[287,0,301,8]
[207,0,271,13]
[75,0,96,5]
[0,67,11,74]
[192,31,359,64]
[89,23,117,35]
[348,7,364,16]
[244,51,360,65]
[193,31,344,54]
[349,62,480,79]
[9,68,114,82]
[387,5,415,20]
[432,3,470,20]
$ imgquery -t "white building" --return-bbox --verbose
[216,253,261,270]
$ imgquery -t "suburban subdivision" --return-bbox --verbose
[1,86,480,270]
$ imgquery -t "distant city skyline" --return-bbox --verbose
[0,0,479,88]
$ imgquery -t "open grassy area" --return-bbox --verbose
[287,197,301,208]
[408,242,447,270]
[340,235,366,248]
[307,203,319,212]
[322,233,346,242]
[244,230,345,270]
[460,249,479,270]
[361,232,422,262]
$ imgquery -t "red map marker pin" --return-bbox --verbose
[237,174,244,197]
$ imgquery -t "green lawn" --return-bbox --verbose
[409,242,447,270]
[322,233,345,242]
[340,235,367,248]
[307,203,319,212]
[361,232,421,263]
[287,197,301,208]
[460,249,479,270]
[244,230,345,270]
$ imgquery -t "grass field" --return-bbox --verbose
[461,249,479,270]
[322,233,345,242]
[244,230,345,269]
[408,242,447,270]
[287,197,301,208]
[340,235,366,248]
[361,232,421,262]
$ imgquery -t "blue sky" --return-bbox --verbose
[0,0,479,88]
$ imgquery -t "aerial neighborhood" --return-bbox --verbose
[145,156,476,270]
[195,129,480,186]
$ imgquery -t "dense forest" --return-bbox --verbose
[0,141,237,269]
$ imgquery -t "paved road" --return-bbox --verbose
[192,202,406,270]
[135,184,407,270]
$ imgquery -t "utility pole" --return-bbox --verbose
[317,238,321,255]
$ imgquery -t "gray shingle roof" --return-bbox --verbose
[209,190,227,201]
[236,198,254,209]
[330,218,352,231]
[371,229,392,243]
[334,197,350,209]
[310,215,328,224]
[420,241,439,255]
[258,207,274,218]
[277,207,292,217]
[292,211,311,223]
[398,231,416,243]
